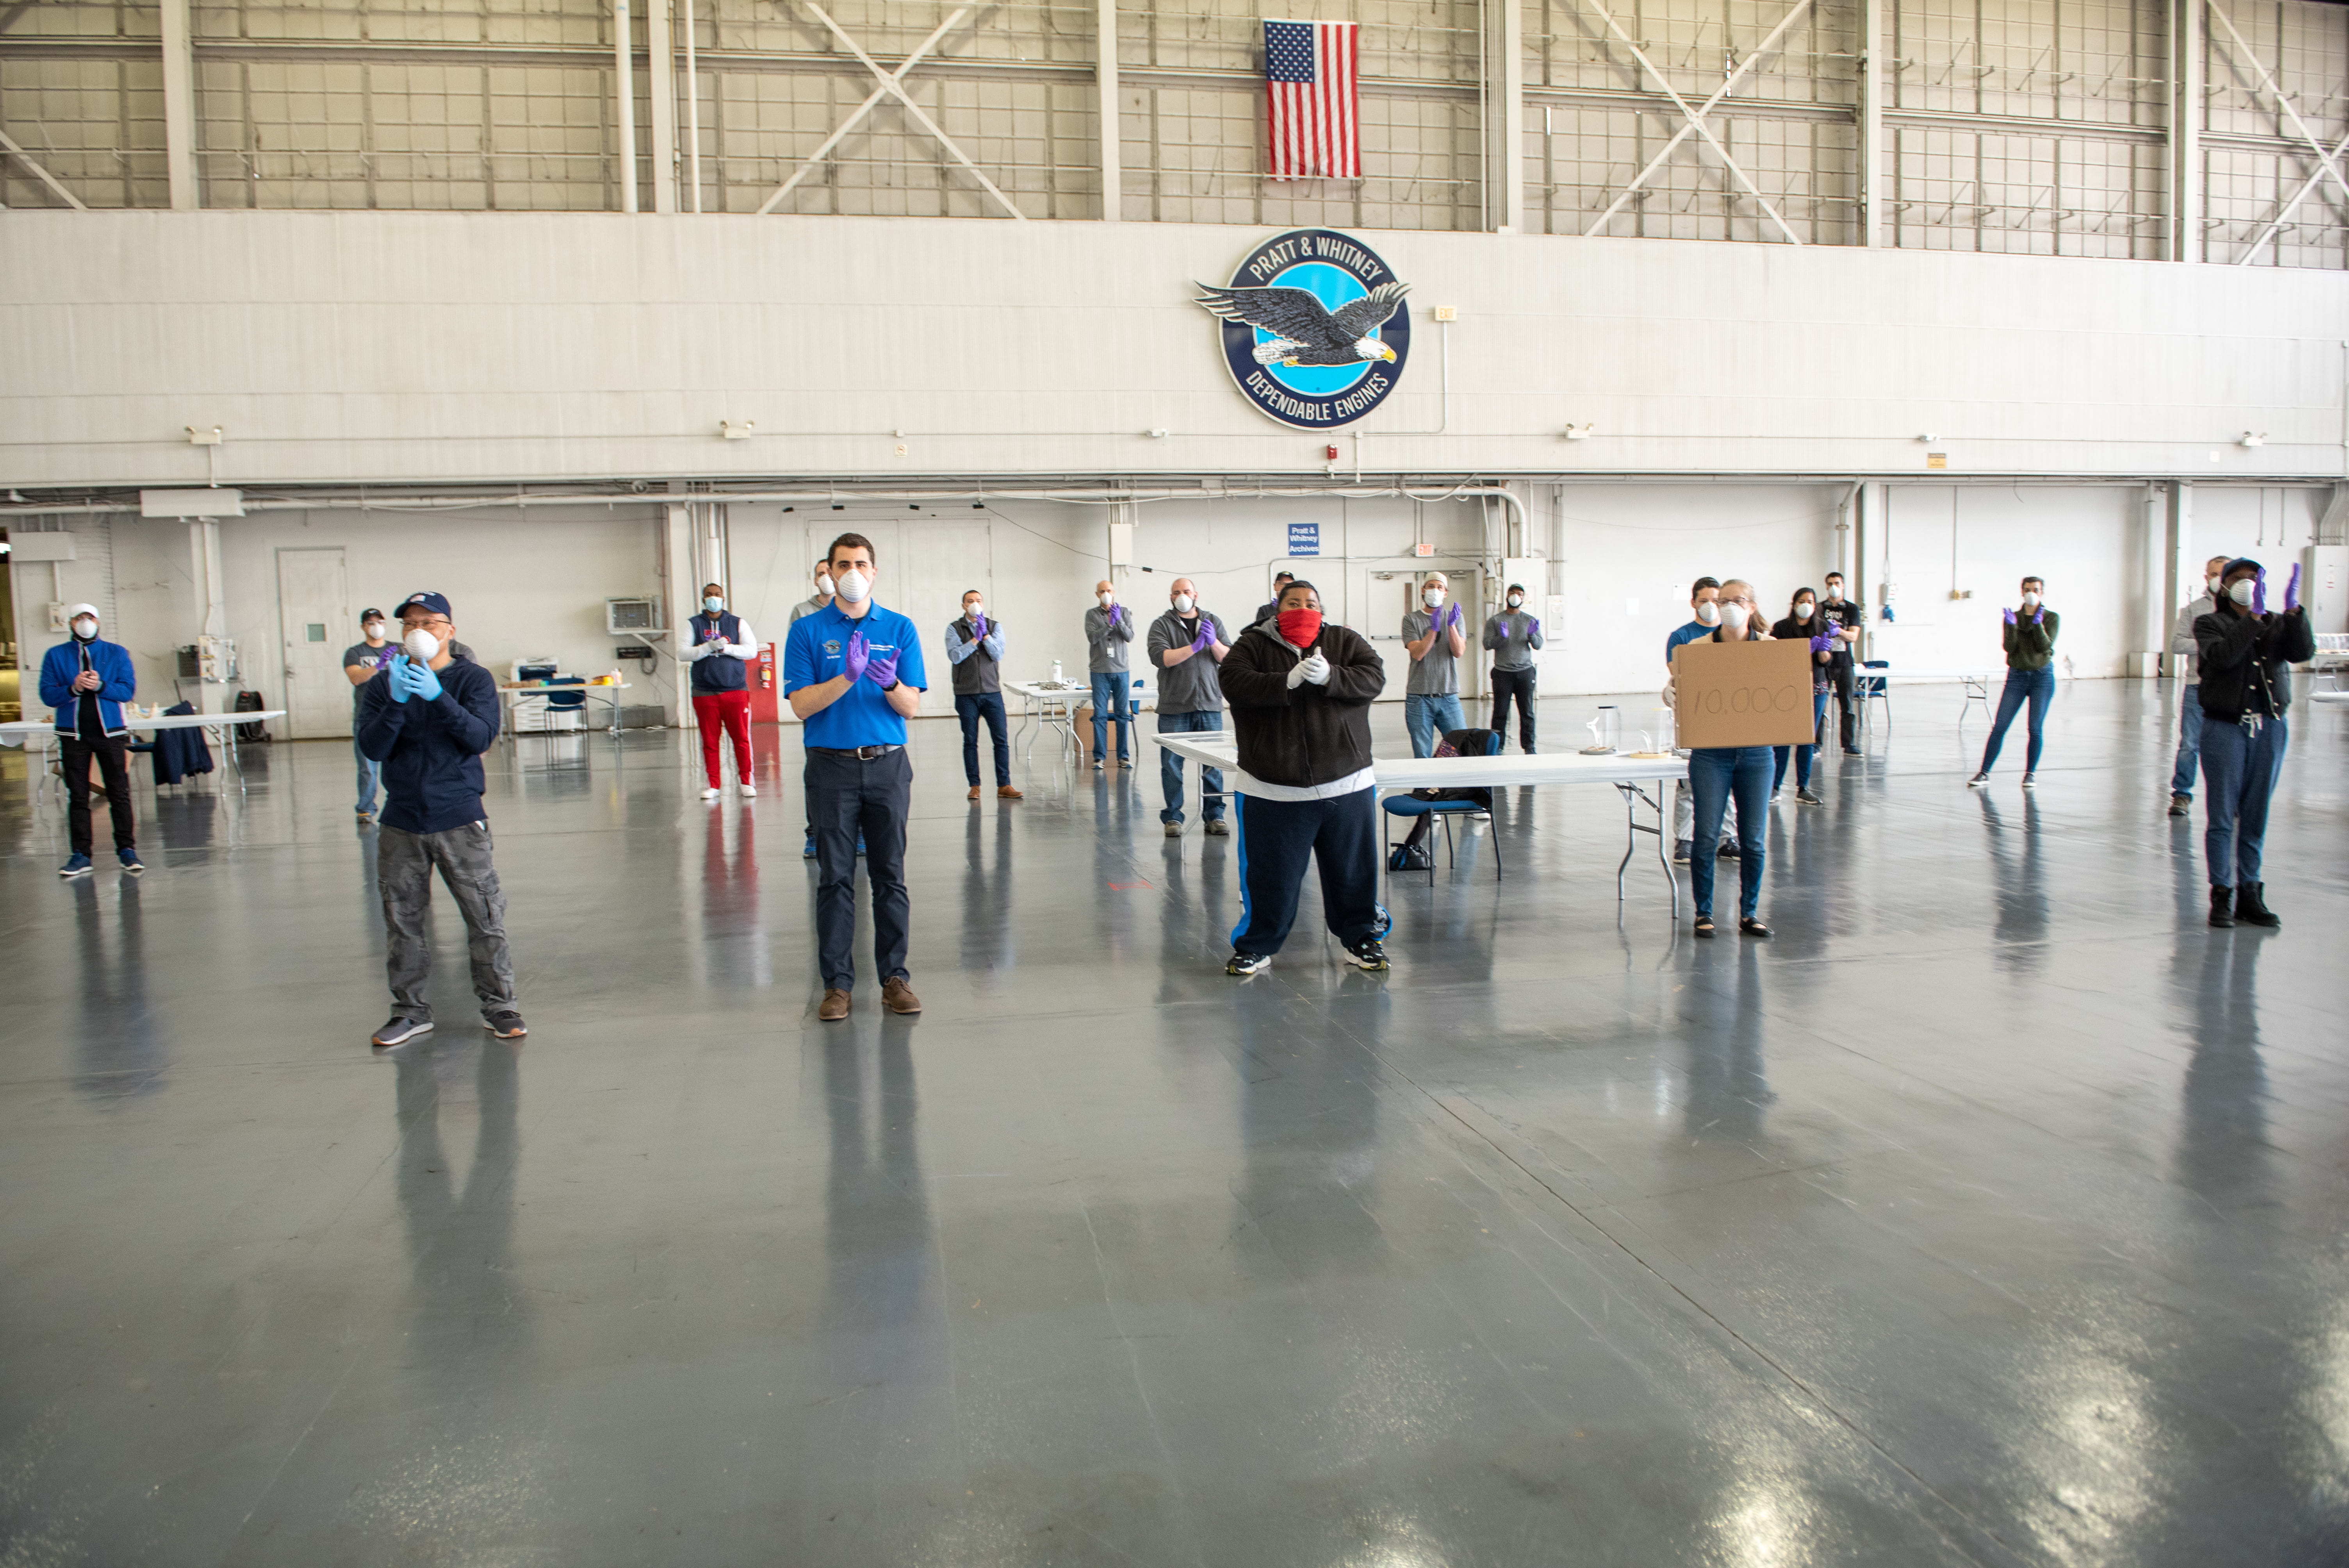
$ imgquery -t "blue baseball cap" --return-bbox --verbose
[399,591,453,619]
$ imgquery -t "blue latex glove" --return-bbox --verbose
[2284,563,2301,613]
[406,655,443,701]
[865,650,900,688]
[842,632,871,684]
[2252,570,2268,616]
[2002,608,2017,627]
[1189,618,1214,653]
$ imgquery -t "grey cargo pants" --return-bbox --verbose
[379,821,517,1023]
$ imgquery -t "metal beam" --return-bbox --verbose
[160,0,197,208]
[1579,0,1813,242]
[0,2,36,34]
[1095,0,1119,221]
[682,0,702,211]
[614,0,638,212]
[2167,0,2203,261]
[648,0,675,212]
[1857,0,1881,246]
[756,5,971,214]
[2206,1,2349,262]
[1482,0,1522,232]
[784,3,1025,219]
[0,128,88,208]
[2235,125,2349,264]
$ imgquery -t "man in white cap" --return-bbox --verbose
[38,603,142,878]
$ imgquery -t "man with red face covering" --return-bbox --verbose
[1216,579,1390,975]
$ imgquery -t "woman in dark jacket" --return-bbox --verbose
[1768,586,1835,805]
[1217,580,1390,975]
[2192,558,2315,928]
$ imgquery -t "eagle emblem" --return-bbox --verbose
[1201,229,1411,430]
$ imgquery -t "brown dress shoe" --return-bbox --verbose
[818,988,851,1021]
[967,785,981,801]
[881,978,922,1015]
[998,785,1024,800]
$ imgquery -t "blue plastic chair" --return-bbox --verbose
[1380,731,1502,886]
[1858,660,1891,734]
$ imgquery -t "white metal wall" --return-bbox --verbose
[5,0,2347,265]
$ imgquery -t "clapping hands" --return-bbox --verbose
[389,652,443,702]
[1188,618,1215,653]
[1299,650,1331,686]
[841,632,872,684]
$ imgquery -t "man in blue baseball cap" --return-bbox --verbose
[356,592,525,1046]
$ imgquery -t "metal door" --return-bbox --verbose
[276,547,351,739]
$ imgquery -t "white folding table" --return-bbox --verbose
[2,709,289,800]
[1151,732,1688,911]
[1006,680,1089,764]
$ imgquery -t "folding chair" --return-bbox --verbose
[1380,730,1502,887]
[1858,660,1892,734]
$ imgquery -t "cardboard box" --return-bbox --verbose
[1671,638,1820,748]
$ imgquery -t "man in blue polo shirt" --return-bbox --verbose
[784,533,929,1022]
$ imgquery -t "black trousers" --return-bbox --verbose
[1489,666,1537,753]
[1827,656,1857,748]
[61,734,136,855]
[806,747,912,990]
[1231,788,1381,956]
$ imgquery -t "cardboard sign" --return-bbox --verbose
[1671,638,1819,748]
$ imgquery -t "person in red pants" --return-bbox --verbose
[681,582,761,801]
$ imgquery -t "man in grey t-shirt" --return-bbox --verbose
[1145,578,1230,836]
[1084,580,1136,770]
[1483,583,1544,754]
[342,608,400,822]
[1400,572,1467,757]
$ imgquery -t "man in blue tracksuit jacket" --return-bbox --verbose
[355,590,524,1048]
[39,602,143,878]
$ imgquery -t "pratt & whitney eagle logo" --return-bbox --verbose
[1197,229,1410,430]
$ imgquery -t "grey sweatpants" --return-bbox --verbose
[380,821,516,1023]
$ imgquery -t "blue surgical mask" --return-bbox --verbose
[704,596,724,614]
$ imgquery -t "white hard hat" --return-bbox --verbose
[66,603,99,622]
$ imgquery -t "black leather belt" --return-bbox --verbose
[811,745,901,761]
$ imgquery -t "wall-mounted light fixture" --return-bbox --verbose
[1146,429,1170,439]
[1563,423,1596,441]
[720,420,755,440]
[185,425,223,446]
[1918,433,1940,444]
[2239,431,2266,448]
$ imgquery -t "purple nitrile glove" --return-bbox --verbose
[841,631,871,684]
[971,613,988,640]
[865,650,900,688]
[2002,608,2018,627]
[2252,570,2268,616]
[1809,632,1836,654]
[2284,563,2302,613]
[1445,602,1463,632]
[2031,607,2044,625]
[1189,618,1214,653]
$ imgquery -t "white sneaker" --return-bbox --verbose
[700,786,721,801]
[738,782,757,798]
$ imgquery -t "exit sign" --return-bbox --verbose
[1413,542,1436,558]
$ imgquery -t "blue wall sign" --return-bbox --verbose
[1287,522,1321,557]
[1196,230,1411,431]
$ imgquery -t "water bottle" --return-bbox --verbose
[1051,659,1064,684]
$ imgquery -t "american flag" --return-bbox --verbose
[1263,20,1359,181]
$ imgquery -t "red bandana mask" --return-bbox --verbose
[1276,608,1323,649]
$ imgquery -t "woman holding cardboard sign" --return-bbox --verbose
[1677,582,1775,938]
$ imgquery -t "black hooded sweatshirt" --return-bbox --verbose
[2194,602,2315,723]
[1218,617,1387,788]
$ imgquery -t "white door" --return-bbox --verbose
[277,547,351,739]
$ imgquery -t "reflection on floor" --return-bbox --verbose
[1,684,2344,1566]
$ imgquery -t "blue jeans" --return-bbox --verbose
[1089,671,1132,762]
[1689,746,1770,919]
[955,691,1010,786]
[1157,709,1226,823]
[355,732,382,813]
[2199,713,2287,888]
[1980,667,2055,773]
[1404,692,1465,757]
[2169,683,2205,800]
[1772,690,1829,791]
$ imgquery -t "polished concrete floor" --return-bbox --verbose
[1,682,2344,1567]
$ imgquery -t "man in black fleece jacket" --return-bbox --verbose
[356,591,524,1046]
[2192,558,2315,930]
[1217,580,1389,975]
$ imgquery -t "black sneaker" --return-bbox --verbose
[1716,841,1741,859]
[1225,951,1271,977]
[483,1010,528,1039]
[1341,938,1389,972]
[1841,746,1862,756]
[371,1016,432,1048]
[1967,771,1990,788]
[1795,788,1822,805]
[1672,839,1692,864]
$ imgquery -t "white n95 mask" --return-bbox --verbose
[834,569,872,603]
[404,629,440,661]
[2228,578,2256,606]
[1174,593,1194,613]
